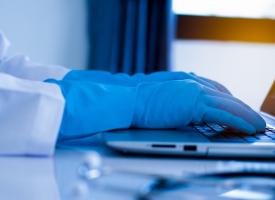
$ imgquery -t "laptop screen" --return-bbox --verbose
[261,80,275,116]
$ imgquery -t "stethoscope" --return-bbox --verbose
[73,153,275,200]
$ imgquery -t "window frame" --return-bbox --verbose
[176,15,275,43]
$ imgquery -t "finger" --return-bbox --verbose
[190,72,232,95]
[187,73,219,91]
[202,85,235,100]
[203,85,260,112]
[202,86,266,131]
[204,95,266,132]
[203,107,256,134]
[200,76,232,95]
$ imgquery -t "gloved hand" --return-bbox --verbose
[132,80,266,134]
[47,78,265,140]
[64,70,231,95]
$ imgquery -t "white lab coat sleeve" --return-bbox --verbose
[0,73,65,156]
[0,55,71,81]
[0,31,10,59]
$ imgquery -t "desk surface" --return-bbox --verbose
[1,142,275,200]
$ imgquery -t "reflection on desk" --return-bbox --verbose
[0,145,275,200]
[0,156,59,199]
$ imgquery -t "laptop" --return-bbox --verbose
[103,81,275,158]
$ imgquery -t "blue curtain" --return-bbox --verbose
[87,0,174,74]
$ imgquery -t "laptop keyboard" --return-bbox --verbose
[193,123,275,143]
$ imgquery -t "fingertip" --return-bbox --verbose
[251,111,266,132]
[234,118,256,134]
[245,124,257,135]
[256,117,266,132]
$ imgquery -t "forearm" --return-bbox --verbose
[46,79,137,140]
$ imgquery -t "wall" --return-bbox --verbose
[173,40,275,110]
[0,0,87,69]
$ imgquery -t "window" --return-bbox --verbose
[173,0,275,43]
[173,0,275,19]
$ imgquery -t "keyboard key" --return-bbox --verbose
[201,132,217,137]
[203,127,212,131]
[266,127,275,133]
[265,132,275,139]
[206,124,225,132]
[193,125,216,136]
[256,135,272,140]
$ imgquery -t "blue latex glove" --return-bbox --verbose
[46,78,265,140]
[132,80,266,134]
[45,79,136,139]
[64,70,231,95]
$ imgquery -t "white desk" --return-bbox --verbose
[1,141,275,200]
